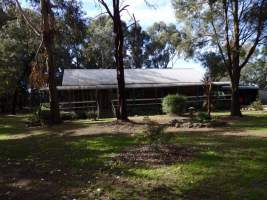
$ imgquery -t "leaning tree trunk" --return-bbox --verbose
[113,0,127,121]
[41,0,61,124]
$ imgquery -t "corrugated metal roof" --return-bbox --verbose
[62,68,209,88]
[58,68,231,90]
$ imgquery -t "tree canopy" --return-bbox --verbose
[172,0,267,116]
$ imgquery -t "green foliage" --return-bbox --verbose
[29,108,98,124]
[71,110,97,120]
[75,111,88,119]
[162,95,187,115]
[250,99,264,111]
[3,113,267,199]
[199,52,227,81]
[28,108,41,125]
[142,124,170,147]
[172,0,267,58]
[145,22,183,68]
[196,112,212,123]
[241,47,267,89]
[86,111,98,120]
[0,5,13,28]
[127,23,150,68]
[60,111,77,121]
[0,9,39,97]
[39,104,51,123]
[83,15,116,69]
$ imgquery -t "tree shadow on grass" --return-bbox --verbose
[1,114,267,199]
[220,114,267,131]
[0,114,101,137]
[0,132,138,200]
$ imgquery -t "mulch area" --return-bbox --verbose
[113,144,196,167]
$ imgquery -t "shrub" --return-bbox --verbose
[28,107,41,125]
[75,111,88,119]
[39,105,51,123]
[250,99,263,111]
[61,111,77,120]
[195,112,211,123]
[28,104,51,125]
[142,124,170,148]
[86,111,98,120]
[162,95,187,115]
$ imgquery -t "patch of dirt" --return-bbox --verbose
[113,144,195,167]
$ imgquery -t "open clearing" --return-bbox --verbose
[0,112,267,200]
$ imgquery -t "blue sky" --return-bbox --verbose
[82,0,177,28]
[21,0,204,73]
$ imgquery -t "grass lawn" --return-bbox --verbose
[0,112,267,200]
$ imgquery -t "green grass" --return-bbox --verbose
[213,111,267,132]
[0,112,267,199]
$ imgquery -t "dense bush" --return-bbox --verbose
[28,104,51,125]
[250,99,264,111]
[28,108,41,125]
[86,111,98,120]
[195,112,211,123]
[61,111,77,120]
[29,104,98,125]
[162,95,187,115]
[75,111,88,119]
[142,124,170,148]
[39,104,51,123]
[74,110,98,120]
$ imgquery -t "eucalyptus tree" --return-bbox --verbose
[0,6,39,114]
[13,0,61,123]
[173,0,267,116]
[83,15,115,68]
[57,0,88,69]
[11,0,88,123]
[145,22,182,68]
[0,3,11,28]
[200,52,228,117]
[241,47,267,88]
[98,0,129,121]
[126,22,150,68]
[84,16,146,69]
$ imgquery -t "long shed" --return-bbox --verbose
[42,68,230,117]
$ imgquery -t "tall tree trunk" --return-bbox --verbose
[11,87,18,115]
[0,97,4,113]
[230,0,242,117]
[230,71,242,116]
[207,83,212,117]
[41,0,61,124]
[113,0,127,121]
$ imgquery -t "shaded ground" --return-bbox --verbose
[113,144,195,167]
[0,112,267,199]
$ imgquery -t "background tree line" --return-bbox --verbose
[0,0,185,120]
[0,0,267,121]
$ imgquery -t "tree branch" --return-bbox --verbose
[119,5,129,12]
[209,3,232,78]
[223,0,233,70]
[239,0,266,69]
[98,0,114,19]
[14,0,41,36]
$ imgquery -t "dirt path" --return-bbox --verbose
[3,114,267,141]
